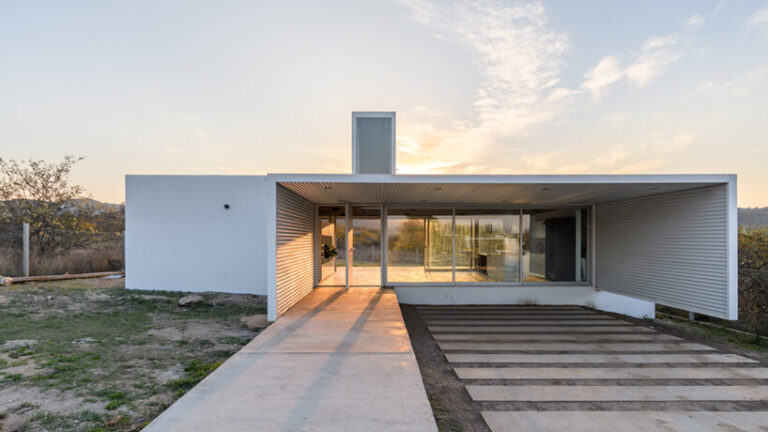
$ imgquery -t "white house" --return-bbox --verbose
[126,112,738,322]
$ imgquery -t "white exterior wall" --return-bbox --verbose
[125,175,268,295]
[394,286,655,319]
[595,183,736,319]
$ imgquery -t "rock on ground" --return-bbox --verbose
[240,314,269,329]
[178,295,206,307]
[0,339,38,350]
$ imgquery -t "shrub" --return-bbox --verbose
[738,227,768,340]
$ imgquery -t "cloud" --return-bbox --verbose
[162,146,184,154]
[625,35,681,88]
[579,30,685,100]
[595,146,629,165]
[687,14,704,27]
[745,7,768,27]
[581,56,624,100]
[651,132,695,153]
[611,158,668,174]
[394,0,576,173]
[697,66,768,100]
[522,151,564,171]
[600,112,628,124]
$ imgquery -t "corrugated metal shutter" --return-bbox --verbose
[595,185,729,318]
[276,185,315,317]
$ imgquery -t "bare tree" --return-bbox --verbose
[0,156,89,251]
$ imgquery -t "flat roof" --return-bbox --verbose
[269,173,734,205]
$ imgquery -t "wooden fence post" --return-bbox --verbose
[22,222,30,277]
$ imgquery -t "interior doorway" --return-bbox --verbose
[350,207,381,287]
[318,206,345,286]
[317,205,383,288]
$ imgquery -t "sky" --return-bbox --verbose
[1,0,767,206]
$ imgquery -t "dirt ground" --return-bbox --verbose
[0,278,267,432]
[400,305,489,432]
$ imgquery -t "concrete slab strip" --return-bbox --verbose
[429,325,655,333]
[481,411,768,432]
[425,320,629,326]
[438,342,714,352]
[455,367,768,380]
[419,314,614,320]
[445,353,757,364]
[416,307,588,313]
[467,385,768,401]
[418,310,588,315]
[433,333,681,341]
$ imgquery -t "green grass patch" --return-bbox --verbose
[660,315,768,353]
[104,391,129,410]
[4,373,23,382]
[166,359,224,392]
[428,393,464,432]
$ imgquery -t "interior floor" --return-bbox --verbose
[319,266,548,286]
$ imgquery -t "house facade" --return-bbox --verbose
[125,112,738,322]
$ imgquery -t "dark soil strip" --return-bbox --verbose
[401,304,490,432]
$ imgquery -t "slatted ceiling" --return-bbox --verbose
[596,185,730,319]
[275,185,315,318]
[277,181,722,205]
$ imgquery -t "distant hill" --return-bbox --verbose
[0,198,124,232]
[739,207,768,228]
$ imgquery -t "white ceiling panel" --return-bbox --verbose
[276,177,725,206]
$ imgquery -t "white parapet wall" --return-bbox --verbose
[125,175,269,295]
[394,286,655,319]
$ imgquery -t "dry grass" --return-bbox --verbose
[0,245,123,277]
[28,247,123,276]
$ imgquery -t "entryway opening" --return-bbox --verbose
[317,205,382,288]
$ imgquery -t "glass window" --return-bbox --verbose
[317,206,346,286]
[455,210,521,282]
[350,207,381,286]
[386,209,452,283]
[522,209,588,282]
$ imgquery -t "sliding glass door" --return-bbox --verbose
[455,210,521,282]
[350,207,381,286]
[319,205,590,287]
[384,207,589,285]
[386,209,452,283]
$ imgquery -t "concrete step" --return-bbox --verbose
[455,367,768,380]
[419,314,614,320]
[467,385,768,401]
[425,320,629,326]
[429,325,654,333]
[445,353,757,364]
[433,333,681,342]
[438,342,714,352]
[481,411,768,432]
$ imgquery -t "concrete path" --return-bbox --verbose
[417,305,768,432]
[144,288,437,432]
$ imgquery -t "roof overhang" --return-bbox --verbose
[268,173,736,206]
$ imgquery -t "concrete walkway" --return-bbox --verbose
[144,288,437,432]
